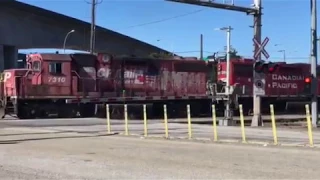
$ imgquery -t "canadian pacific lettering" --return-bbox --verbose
[270,74,305,89]
[272,74,304,81]
[272,82,297,89]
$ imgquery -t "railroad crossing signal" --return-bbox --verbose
[254,61,279,74]
[303,75,313,95]
[253,37,270,60]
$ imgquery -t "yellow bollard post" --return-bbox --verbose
[212,104,218,141]
[143,104,148,137]
[124,104,129,135]
[163,104,169,138]
[239,104,246,143]
[305,104,314,147]
[187,104,192,139]
[270,104,278,145]
[106,104,111,133]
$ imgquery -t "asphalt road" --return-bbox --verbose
[1,117,320,146]
[0,128,319,180]
[0,114,309,127]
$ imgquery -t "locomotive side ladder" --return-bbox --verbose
[0,87,17,119]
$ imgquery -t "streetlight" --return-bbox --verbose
[63,29,75,53]
[277,50,286,62]
[215,26,233,123]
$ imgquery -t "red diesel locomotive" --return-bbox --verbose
[0,53,216,119]
[0,52,315,119]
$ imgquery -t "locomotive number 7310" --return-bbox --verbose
[48,76,66,83]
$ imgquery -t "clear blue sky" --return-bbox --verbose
[18,0,317,63]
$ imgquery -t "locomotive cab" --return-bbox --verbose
[26,53,72,96]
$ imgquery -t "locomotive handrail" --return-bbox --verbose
[14,67,312,99]
[71,70,81,78]
[35,69,42,84]
[22,70,32,78]
[16,72,318,98]
[71,70,87,97]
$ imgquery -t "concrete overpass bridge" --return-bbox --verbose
[0,0,170,71]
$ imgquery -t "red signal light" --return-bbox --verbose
[267,63,279,73]
[254,61,266,73]
[268,67,274,72]
[305,77,311,83]
[254,61,279,74]
[303,76,312,95]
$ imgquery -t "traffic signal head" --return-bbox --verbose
[267,63,279,73]
[303,75,313,95]
[305,77,311,83]
[254,61,265,73]
[254,61,279,74]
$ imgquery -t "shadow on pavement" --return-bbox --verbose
[0,132,119,144]
[0,141,19,144]
[0,130,76,137]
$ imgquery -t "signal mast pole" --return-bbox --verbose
[251,0,263,126]
[226,26,232,122]
[311,0,318,127]
[215,26,233,124]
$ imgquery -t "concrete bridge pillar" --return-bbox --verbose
[0,45,3,72]
[0,45,18,71]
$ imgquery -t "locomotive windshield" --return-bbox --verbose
[32,61,41,72]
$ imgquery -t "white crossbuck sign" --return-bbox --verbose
[253,37,270,59]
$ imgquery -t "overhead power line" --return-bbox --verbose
[174,50,215,54]
[118,9,205,30]
[173,51,310,59]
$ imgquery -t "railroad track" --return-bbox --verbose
[169,114,312,128]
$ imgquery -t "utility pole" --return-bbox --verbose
[311,0,318,127]
[200,34,203,60]
[90,0,96,54]
[86,0,103,54]
[166,0,261,126]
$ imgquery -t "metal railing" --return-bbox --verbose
[14,73,208,98]
[4,71,311,99]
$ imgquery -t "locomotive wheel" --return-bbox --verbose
[95,104,107,118]
[110,105,124,119]
[58,104,79,118]
[80,104,96,118]
[0,107,4,119]
[16,107,33,119]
